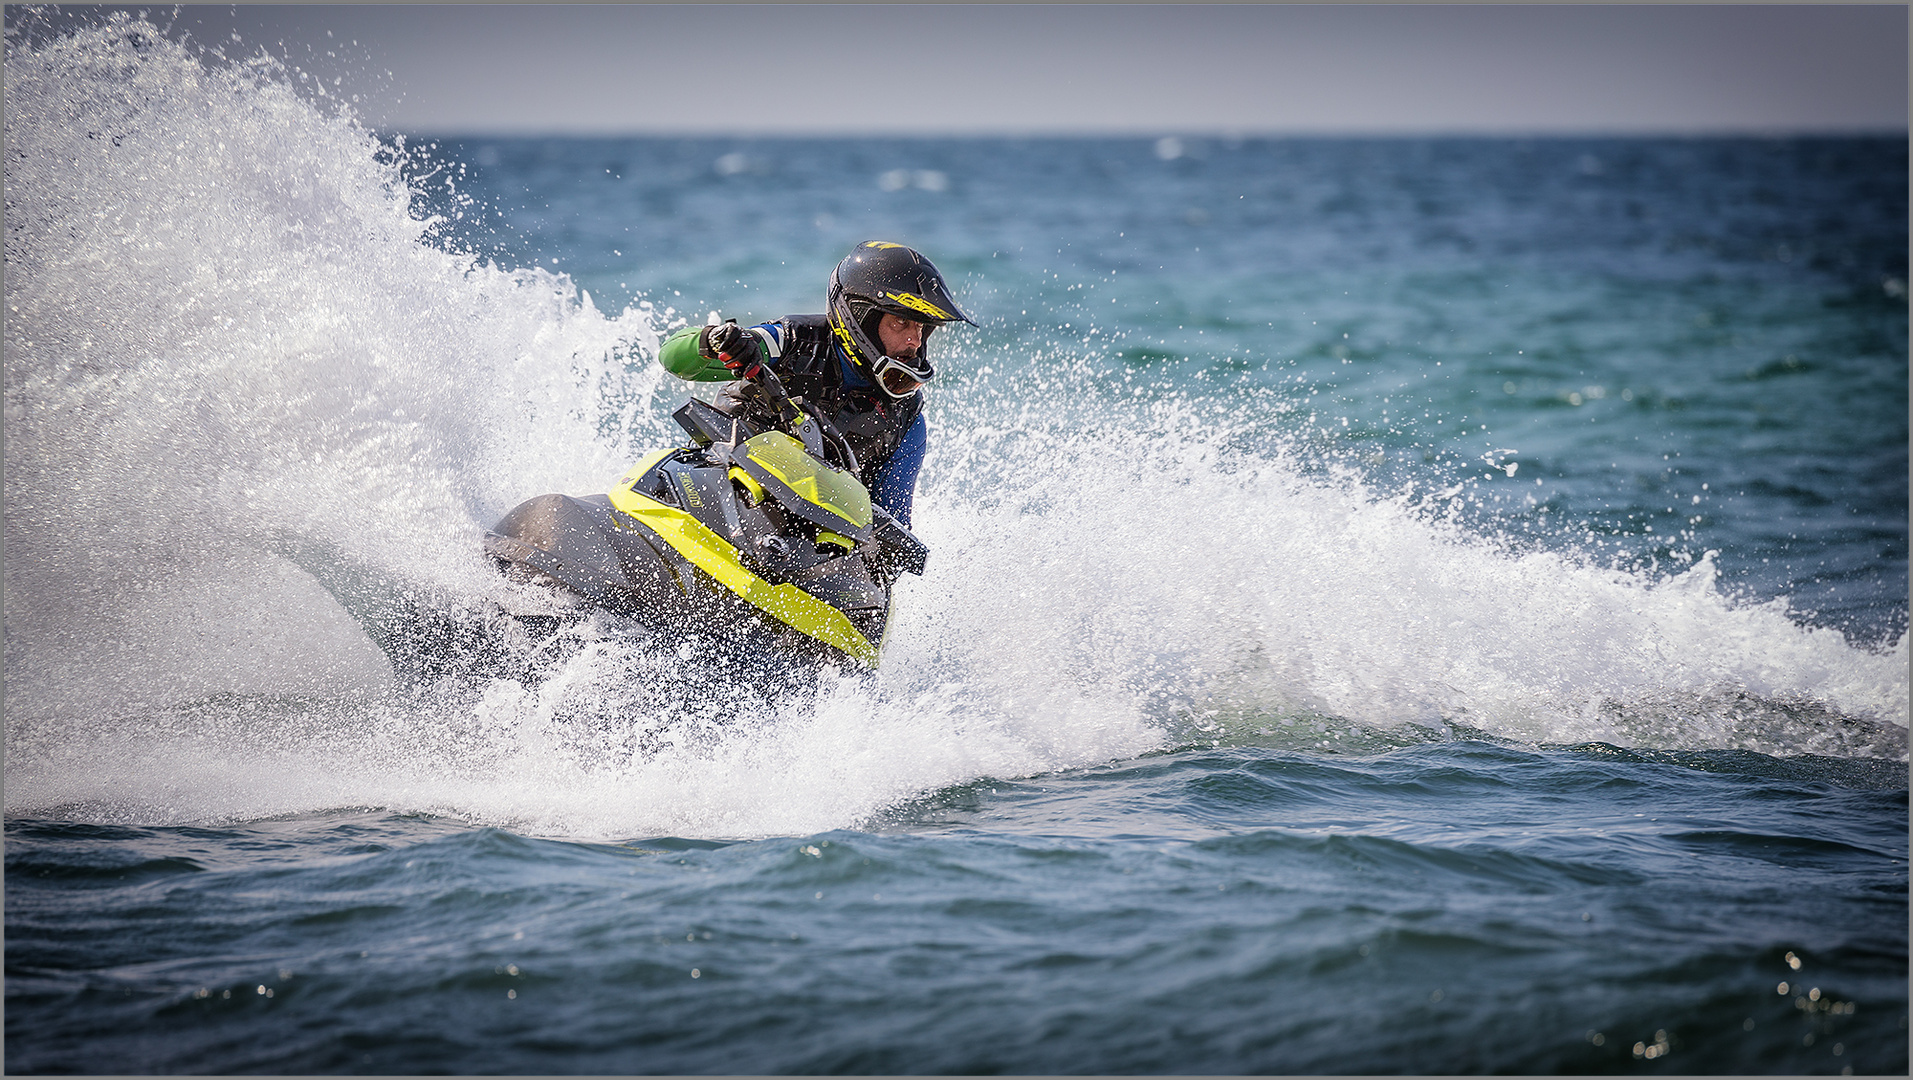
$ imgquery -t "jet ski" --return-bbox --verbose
[481,366,929,670]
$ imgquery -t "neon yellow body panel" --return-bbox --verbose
[616,449,678,491]
[606,469,879,667]
[728,466,765,506]
[741,431,871,530]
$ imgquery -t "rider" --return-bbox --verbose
[655,241,972,528]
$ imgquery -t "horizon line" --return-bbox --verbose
[384,126,1913,141]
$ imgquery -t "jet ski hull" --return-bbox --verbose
[484,392,928,670]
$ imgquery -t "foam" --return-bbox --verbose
[4,17,668,714]
[4,19,1903,837]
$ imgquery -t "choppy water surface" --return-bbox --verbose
[5,15,1906,1074]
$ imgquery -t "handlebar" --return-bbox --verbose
[740,364,860,477]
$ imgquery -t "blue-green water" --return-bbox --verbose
[5,17,1907,1074]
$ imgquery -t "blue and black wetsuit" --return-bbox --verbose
[657,314,928,527]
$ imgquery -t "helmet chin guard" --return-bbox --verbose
[827,241,972,396]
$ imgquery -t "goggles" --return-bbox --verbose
[869,319,935,397]
[872,351,935,398]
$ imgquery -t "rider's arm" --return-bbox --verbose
[657,323,782,382]
[870,412,928,528]
[657,326,732,381]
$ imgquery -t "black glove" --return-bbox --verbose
[698,320,762,376]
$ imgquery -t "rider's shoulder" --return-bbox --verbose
[779,313,831,338]
[768,314,835,361]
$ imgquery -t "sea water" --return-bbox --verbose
[4,16,1907,1074]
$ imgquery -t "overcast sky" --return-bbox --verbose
[51,4,1913,135]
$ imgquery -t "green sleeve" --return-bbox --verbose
[658,326,739,382]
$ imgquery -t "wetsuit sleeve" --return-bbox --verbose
[656,323,784,382]
[870,412,927,528]
[657,326,733,381]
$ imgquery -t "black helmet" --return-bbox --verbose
[827,241,974,398]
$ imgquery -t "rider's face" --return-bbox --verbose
[875,313,927,359]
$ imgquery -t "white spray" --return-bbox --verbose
[4,19,1903,839]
